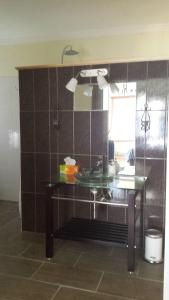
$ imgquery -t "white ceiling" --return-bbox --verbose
[0,0,169,45]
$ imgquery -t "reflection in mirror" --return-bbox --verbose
[74,84,108,111]
[74,82,136,171]
[108,82,136,171]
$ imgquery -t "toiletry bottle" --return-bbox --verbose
[108,160,116,175]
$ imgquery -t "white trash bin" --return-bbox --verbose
[144,229,163,263]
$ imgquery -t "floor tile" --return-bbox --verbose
[0,210,19,227]
[99,272,163,300]
[0,200,18,215]
[0,218,21,242]
[56,239,112,256]
[98,272,136,298]
[137,259,164,281]
[110,245,128,260]
[76,252,136,274]
[0,274,58,300]
[54,287,128,300]
[0,255,41,277]
[0,240,30,256]
[0,201,164,300]
[13,231,45,244]
[135,277,163,300]
[22,243,81,266]
[33,262,102,290]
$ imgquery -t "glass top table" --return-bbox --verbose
[43,169,148,273]
[58,173,147,191]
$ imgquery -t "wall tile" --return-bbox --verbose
[128,62,147,81]
[91,111,108,155]
[148,60,167,79]
[145,159,165,206]
[34,69,49,111]
[74,154,90,170]
[21,153,35,193]
[58,184,74,199]
[74,185,91,200]
[35,112,49,152]
[49,68,58,110]
[136,80,147,111]
[35,194,46,233]
[135,111,146,158]
[145,111,165,158]
[22,193,35,231]
[109,63,127,82]
[135,159,144,177]
[94,204,107,221]
[19,70,34,111]
[50,111,59,153]
[108,207,126,224]
[144,205,164,230]
[75,202,91,219]
[59,200,74,227]
[147,78,167,110]
[20,112,35,152]
[74,112,90,154]
[35,153,50,193]
[50,154,58,179]
[58,111,73,153]
[58,67,73,110]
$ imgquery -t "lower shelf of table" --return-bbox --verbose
[54,217,128,244]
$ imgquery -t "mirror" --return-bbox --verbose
[74,82,136,169]
[74,83,108,111]
[108,82,136,170]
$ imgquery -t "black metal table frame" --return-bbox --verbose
[45,182,141,273]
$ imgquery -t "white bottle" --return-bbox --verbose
[108,160,116,175]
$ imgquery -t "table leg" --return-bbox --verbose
[45,184,55,258]
[127,191,136,272]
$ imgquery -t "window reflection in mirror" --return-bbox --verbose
[107,82,136,172]
[74,82,136,171]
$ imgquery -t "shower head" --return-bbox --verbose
[65,47,79,56]
[61,45,79,64]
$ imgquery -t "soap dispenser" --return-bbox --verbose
[108,160,116,175]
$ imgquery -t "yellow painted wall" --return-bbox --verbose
[1,30,169,76]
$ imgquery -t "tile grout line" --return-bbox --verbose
[0,217,20,232]
[136,275,163,283]
[0,271,29,281]
[56,283,134,300]
[0,270,162,299]
[73,253,83,267]
[30,261,46,279]
[17,243,33,257]
[0,271,59,287]
[49,285,62,300]
[0,253,44,264]
[95,271,104,292]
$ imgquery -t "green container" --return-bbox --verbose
[59,164,66,174]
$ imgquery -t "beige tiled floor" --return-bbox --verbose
[0,200,164,300]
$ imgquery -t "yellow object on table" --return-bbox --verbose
[60,164,79,175]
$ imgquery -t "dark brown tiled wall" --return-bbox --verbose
[19,61,168,244]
